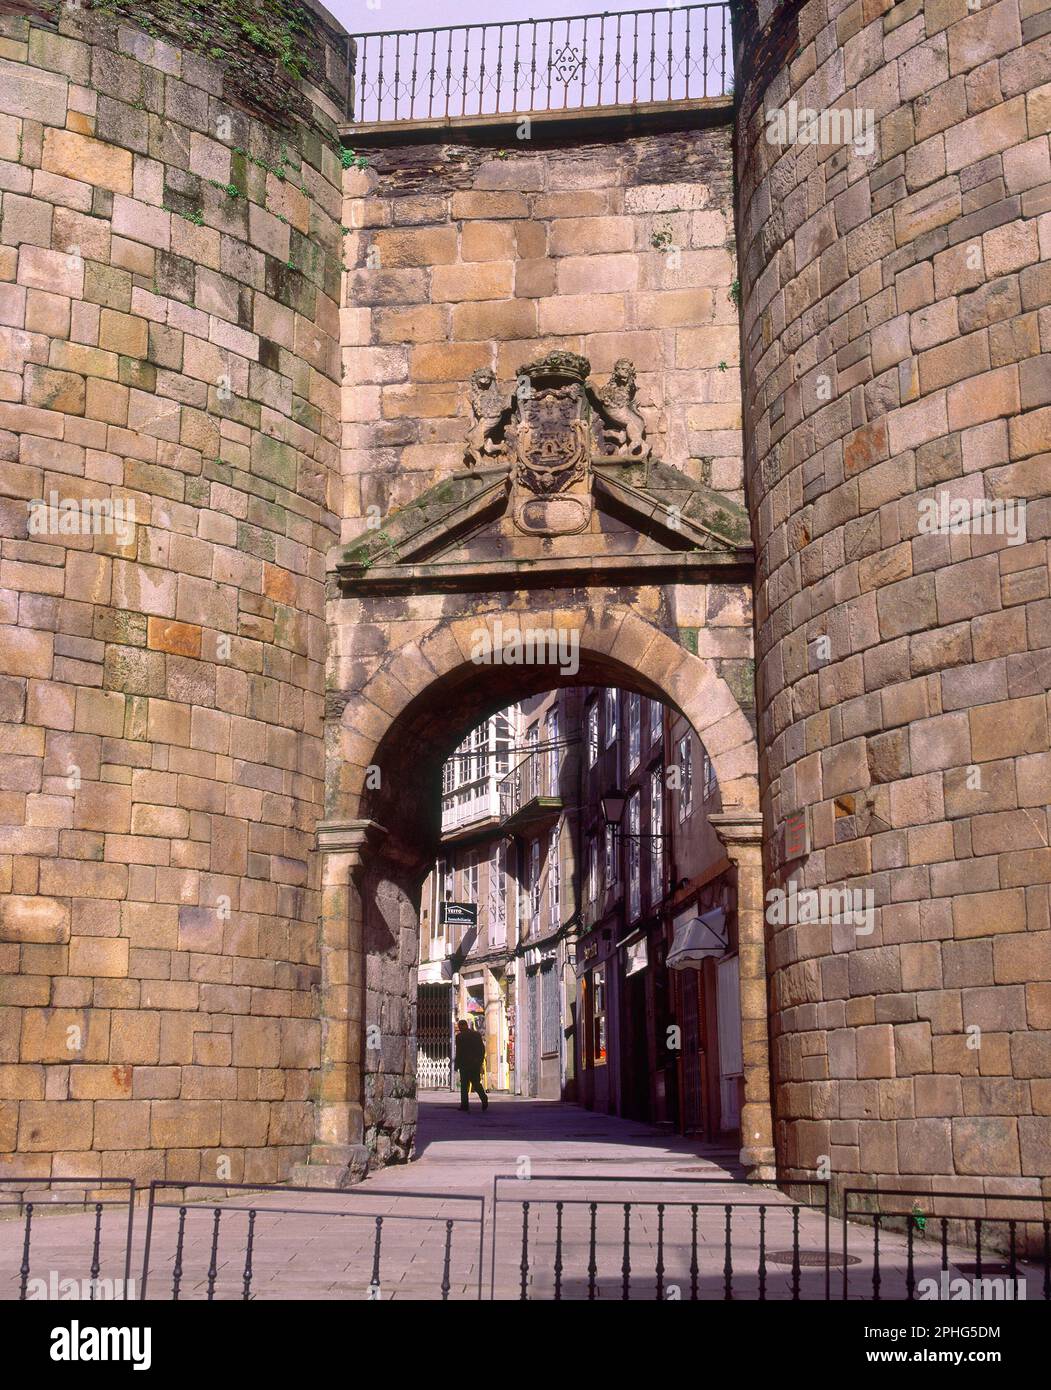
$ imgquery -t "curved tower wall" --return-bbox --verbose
[736,0,1050,1192]
[0,4,349,1183]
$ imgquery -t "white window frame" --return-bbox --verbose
[546,709,560,795]
[490,840,507,947]
[627,790,641,921]
[462,851,479,906]
[587,702,599,768]
[702,747,716,801]
[649,696,662,742]
[678,735,693,823]
[604,823,617,888]
[433,858,449,947]
[627,693,640,772]
[530,838,540,936]
[526,724,539,801]
[604,687,618,748]
[649,767,663,907]
[548,825,560,928]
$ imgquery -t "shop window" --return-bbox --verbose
[592,966,607,1066]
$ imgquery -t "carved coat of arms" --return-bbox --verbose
[461,350,651,535]
[510,351,593,533]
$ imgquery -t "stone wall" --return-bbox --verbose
[0,4,350,1183]
[340,122,744,529]
[735,0,1051,1192]
[330,117,757,1170]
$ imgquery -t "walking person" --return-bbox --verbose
[454,1018,488,1112]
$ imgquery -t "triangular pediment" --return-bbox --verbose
[334,457,752,594]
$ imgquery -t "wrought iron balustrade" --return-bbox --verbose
[6,1177,137,1301]
[499,747,564,821]
[351,4,732,127]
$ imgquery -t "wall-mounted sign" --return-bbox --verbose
[440,902,477,926]
[581,936,599,962]
[775,810,809,866]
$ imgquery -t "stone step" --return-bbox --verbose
[289,1143,370,1189]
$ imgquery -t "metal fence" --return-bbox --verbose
[138,1180,486,1301]
[842,1187,1051,1301]
[14,1173,1044,1302]
[491,1173,831,1300]
[3,1177,136,1301]
[352,4,733,126]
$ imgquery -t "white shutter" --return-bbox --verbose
[487,845,499,949]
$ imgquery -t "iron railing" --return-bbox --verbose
[351,4,733,126]
[4,1177,137,1301]
[842,1188,1051,1301]
[9,1173,1047,1302]
[499,745,569,820]
[138,1180,486,1301]
[491,1173,831,1300]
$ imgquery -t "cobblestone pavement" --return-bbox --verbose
[1,1093,1044,1301]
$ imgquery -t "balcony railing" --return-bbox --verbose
[499,748,565,823]
[351,4,733,126]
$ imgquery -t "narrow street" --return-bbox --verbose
[396,1090,744,1189]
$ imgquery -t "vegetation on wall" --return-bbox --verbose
[78,0,326,127]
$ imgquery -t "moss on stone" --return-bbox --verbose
[339,470,504,569]
[719,658,756,711]
[81,0,327,130]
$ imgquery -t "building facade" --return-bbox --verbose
[575,689,743,1140]
[420,692,583,1103]
[420,686,745,1146]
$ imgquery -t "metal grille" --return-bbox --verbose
[541,959,560,1057]
[351,5,733,126]
[417,983,452,1090]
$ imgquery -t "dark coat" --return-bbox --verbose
[454,1028,485,1073]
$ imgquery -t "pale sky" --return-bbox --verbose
[327,0,665,34]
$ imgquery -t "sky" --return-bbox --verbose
[326,0,676,35]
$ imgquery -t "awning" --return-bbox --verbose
[623,936,648,977]
[666,907,728,971]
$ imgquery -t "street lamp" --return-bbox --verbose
[600,788,665,840]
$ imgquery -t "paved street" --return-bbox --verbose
[1,1093,1043,1301]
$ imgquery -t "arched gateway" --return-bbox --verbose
[309,348,773,1183]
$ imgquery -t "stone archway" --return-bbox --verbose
[306,598,774,1183]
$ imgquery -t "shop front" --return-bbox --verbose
[575,925,617,1115]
